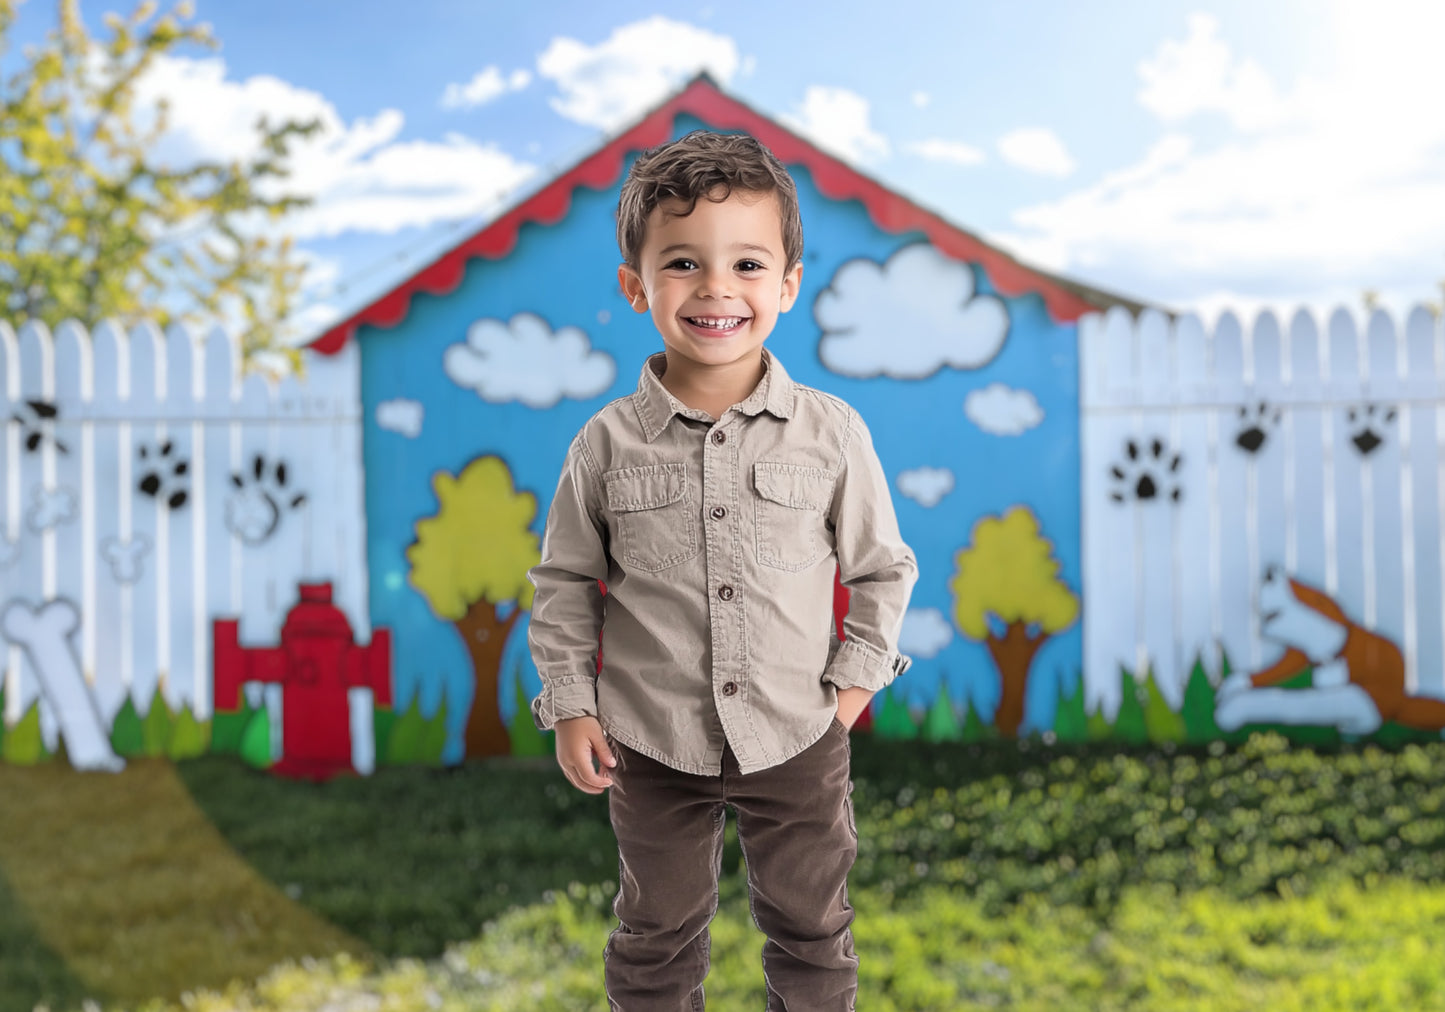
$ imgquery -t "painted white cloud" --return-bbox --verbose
[442,66,531,110]
[537,17,741,130]
[907,138,985,166]
[991,1,1445,315]
[131,53,536,238]
[445,313,616,408]
[896,467,955,508]
[816,244,1009,379]
[782,86,889,163]
[965,384,1044,436]
[899,608,954,660]
[377,399,424,438]
[998,127,1076,178]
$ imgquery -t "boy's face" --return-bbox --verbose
[618,187,802,378]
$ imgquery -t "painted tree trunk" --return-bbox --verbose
[985,621,1046,738]
[454,599,519,757]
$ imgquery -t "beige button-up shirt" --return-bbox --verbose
[527,350,917,775]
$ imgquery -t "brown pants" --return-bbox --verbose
[603,719,859,1011]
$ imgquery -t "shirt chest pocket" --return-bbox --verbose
[753,461,835,572]
[605,462,700,573]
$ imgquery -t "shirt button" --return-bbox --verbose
[710,505,727,520]
[711,429,727,445]
[722,682,738,696]
[717,584,735,601]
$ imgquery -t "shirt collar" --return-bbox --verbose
[633,349,796,443]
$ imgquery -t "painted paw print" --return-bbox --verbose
[137,441,189,510]
[1234,401,1282,455]
[1109,437,1182,503]
[225,454,307,545]
[9,399,69,455]
[1346,404,1396,457]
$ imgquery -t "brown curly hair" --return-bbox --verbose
[616,130,803,270]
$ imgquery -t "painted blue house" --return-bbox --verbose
[307,74,1143,762]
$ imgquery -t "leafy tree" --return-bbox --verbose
[949,506,1079,737]
[408,456,540,758]
[0,0,317,367]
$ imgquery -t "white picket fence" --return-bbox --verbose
[0,318,368,743]
[1081,304,1445,716]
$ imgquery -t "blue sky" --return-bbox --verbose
[7,0,1443,338]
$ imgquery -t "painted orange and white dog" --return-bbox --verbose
[1215,566,1445,736]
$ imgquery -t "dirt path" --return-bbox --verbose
[0,759,368,1004]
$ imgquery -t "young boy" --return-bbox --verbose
[527,130,916,1010]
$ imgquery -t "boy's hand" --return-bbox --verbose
[554,716,617,794]
[835,686,875,730]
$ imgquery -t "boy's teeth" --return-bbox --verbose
[690,317,743,329]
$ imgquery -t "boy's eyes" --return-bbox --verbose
[660,258,767,272]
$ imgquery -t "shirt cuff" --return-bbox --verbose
[822,639,912,692]
[530,677,599,731]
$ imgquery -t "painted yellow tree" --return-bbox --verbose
[408,456,539,758]
[949,506,1079,738]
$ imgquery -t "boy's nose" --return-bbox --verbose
[695,266,733,298]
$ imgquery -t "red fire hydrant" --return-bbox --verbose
[214,582,392,779]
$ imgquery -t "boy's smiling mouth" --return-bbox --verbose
[684,315,750,334]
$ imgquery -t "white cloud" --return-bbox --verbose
[782,86,889,163]
[376,399,424,438]
[441,66,532,110]
[1138,13,1291,132]
[993,2,1445,314]
[899,608,953,659]
[912,91,931,108]
[816,244,1009,379]
[896,467,955,508]
[131,53,536,238]
[537,17,741,130]
[908,138,985,166]
[965,384,1044,437]
[998,127,1076,178]
[444,313,616,408]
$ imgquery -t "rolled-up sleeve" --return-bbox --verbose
[823,409,918,692]
[527,433,609,730]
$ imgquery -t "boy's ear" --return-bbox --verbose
[618,264,649,313]
[778,262,804,314]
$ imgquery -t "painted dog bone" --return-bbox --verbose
[0,599,125,772]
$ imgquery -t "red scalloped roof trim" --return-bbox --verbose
[309,77,1097,356]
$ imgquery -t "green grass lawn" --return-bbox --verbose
[4,732,1445,1010]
